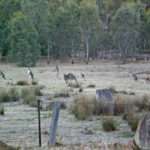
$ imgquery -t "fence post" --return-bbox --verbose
[48,102,61,145]
[37,99,42,147]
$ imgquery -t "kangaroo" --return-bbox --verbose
[56,64,59,78]
[0,70,6,80]
[64,73,78,85]
[132,73,138,81]
[81,73,86,81]
[27,67,34,82]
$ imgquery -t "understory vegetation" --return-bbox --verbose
[102,118,117,132]
[70,92,149,132]
[0,86,42,107]
[0,104,4,115]
[0,88,19,102]
[0,0,149,66]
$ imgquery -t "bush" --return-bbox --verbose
[16,80,29,86]
[32,81,38,85]
[114,95,126,115]
[123,112,139,132]
[0,88,19,103]
[54,89,70,98]
[94,101,114,115]
[32,86,43,96]
[135,95,150,111]
[114,94,138,115]
[0,89,10,102]
[21,88,37,107]
[70,94,96,120]
[0,105,4,115]
[87,84,96,88]
[8,88,19,101]
[128,117,139,132]
[0,141,19,150]
[102,118,117,132]
[68,82,80,88]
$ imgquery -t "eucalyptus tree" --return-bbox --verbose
[79,0,100,63]
[112,2,143,61]
[0,0,21,56]
[9,12,40,66]
[48,0,81,59]
[21,0,50,62]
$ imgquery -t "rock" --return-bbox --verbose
[96,89,114,115]
[134,113,150,150]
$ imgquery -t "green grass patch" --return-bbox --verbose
[102,118,117,132]
[0,105,4,116]
[0,88,19,103]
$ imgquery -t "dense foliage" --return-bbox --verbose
[0,0,149,66]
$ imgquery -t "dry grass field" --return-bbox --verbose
[0,60,150,150]
[1,60,150,94]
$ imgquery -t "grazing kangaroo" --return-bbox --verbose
[132,73,138,81]
[64,73,78,85]
[81,73,86,81]
[0,70,6,80]
[56,64,59,78]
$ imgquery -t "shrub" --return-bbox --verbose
[128,117,139,132]
[68,82,80,88]
[21,88,37,107]
[94,101,114,115]
[0,89,10,102]
[0,105,4,115]
[114,95,126,115]
[0,141,19,150]
[32,81,38,85]
[32,86,43,96]
[0,88,20,102]
[87,84,96,88]
[102,118,117,132]
[70,94,96,120]
[114,94,137,115]
[8,88,19,101]
[54,90,70,98]
[16,80,29,86]
[123,112,139,132]
[135,95,150,111]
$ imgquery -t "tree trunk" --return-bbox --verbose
[85,35,89,64]
[47,41,50,64]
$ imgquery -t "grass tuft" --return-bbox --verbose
[135,94,150,111]
[21,87,40,107]
[70,94,96,120]
[102,118,117,132]
[54,89,70,98]
[7,88,19,101]
[87,84,96,88]
[16,80,29,86]
[123,112,139,132]
[0,105,4,116]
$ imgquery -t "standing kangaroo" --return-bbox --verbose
[56,64,59,78]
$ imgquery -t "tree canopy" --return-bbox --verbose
[0,0,149,66]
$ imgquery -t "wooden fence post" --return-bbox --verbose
[48,102,61,145]
[37,99,42,147]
